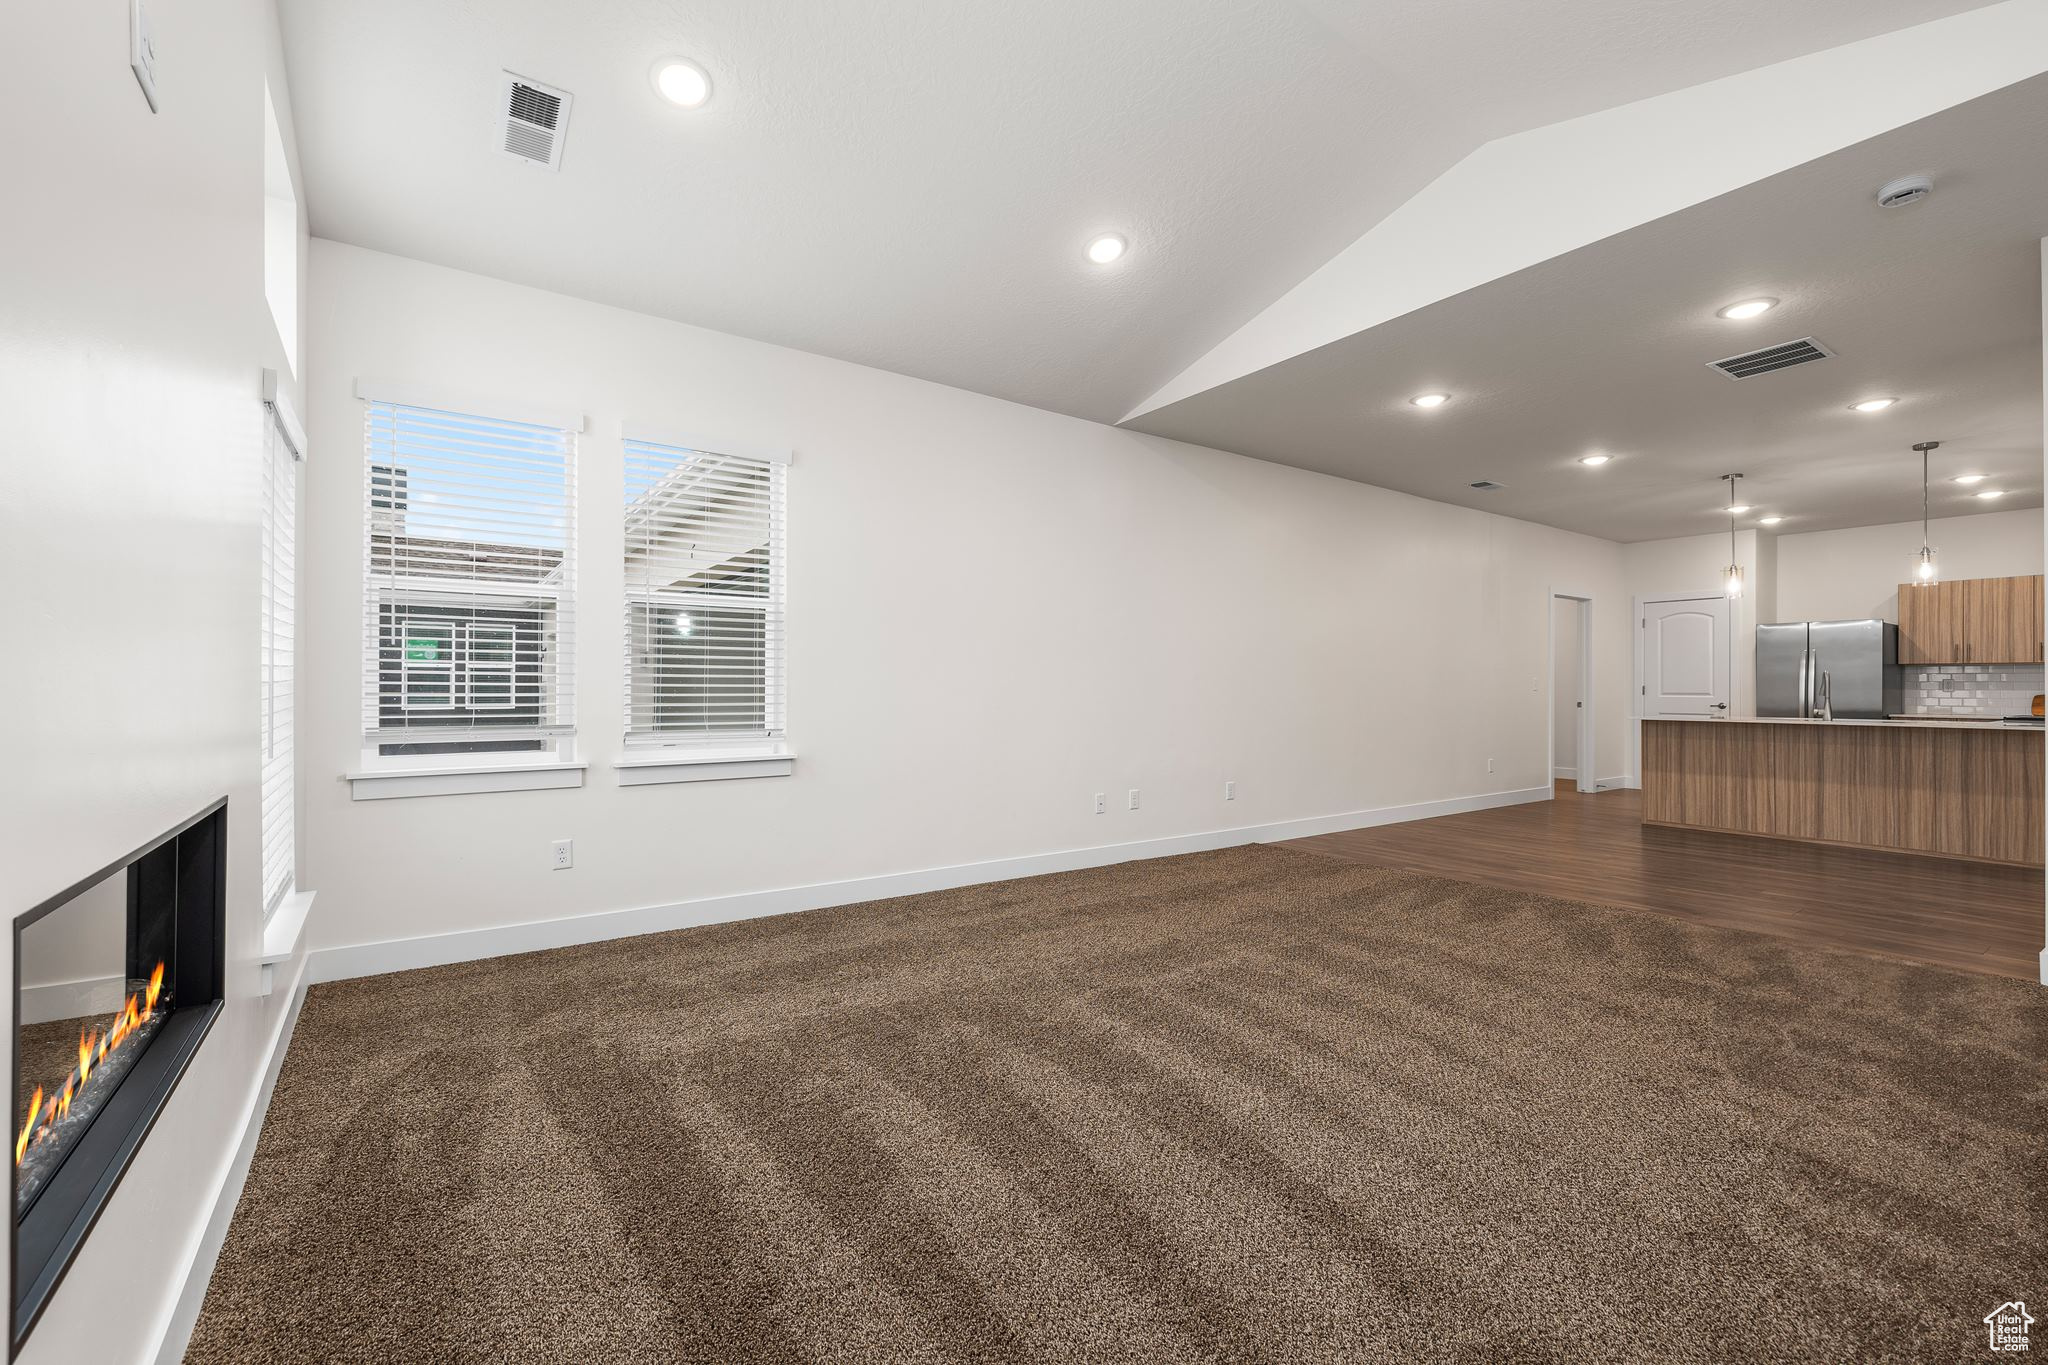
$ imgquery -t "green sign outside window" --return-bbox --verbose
[405,637,443,663]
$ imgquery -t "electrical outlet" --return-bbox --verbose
[1487,758,1495,774]
[1127,788,1140,810]
[1093,792,1105,815]
[551,839,573,870]
[1224,780,1236,801]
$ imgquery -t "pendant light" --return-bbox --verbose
[1721,473,1744,598]
[1911,441,1940,585]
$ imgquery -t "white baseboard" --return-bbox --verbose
[149,957,311,1365]
[2039,947,2046,988]
[1555,773,1633,793]
[19,974,124,1026]
[1552,766,1577,779]
[309,785,1551,984]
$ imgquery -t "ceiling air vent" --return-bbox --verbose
[1707,337,1835,380]
[1469,480,1504,491]
[500,72,571,170]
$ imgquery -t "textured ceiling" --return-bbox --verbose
[277,0,1993,422]
[1124,76,2048,543]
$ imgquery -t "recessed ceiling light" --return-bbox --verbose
[1849,397,1897,413]
[1410,392,1451,409]
[1724,504,1753,515]
[1953,474,1988,485]
[1577,454,1611,466]
[1716,297,1778,321]
[1086,233,1127,265]
[652,58,712,108]
[1976,489,2006,500]
[1758,516,1784,525]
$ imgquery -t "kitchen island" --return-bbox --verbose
[1641,716,2045,867]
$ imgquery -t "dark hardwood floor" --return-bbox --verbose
[1282,781,2045,980]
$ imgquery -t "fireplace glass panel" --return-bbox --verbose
[11,799,224,1357]
[14,868,175,1215]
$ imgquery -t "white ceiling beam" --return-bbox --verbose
[1123,0,2048,425]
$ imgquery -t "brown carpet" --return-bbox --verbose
[186,845,2045,1363]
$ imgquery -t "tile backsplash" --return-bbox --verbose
[1905,664,2045,718]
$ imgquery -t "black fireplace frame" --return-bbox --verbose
[9,798,226,1358]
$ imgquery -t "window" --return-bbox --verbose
[260,381,302,913]
[622,433,787,749]
[466,624,517,707]
[361,398,576,763]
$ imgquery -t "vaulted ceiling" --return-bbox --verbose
[1126,75,2048,542]
[278,0,1996,424]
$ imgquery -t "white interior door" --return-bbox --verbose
[1642,595,1731,718]
[1552,599,1579,777]
[1551,594,1595,792]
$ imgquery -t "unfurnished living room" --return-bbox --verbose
[6,1,2048,1361]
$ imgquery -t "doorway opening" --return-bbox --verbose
[1549,592,1596,795]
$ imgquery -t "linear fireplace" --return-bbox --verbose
[11,799,225,1356]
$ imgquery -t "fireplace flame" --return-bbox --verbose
[15,962,167,1167]
[15,1088,41,1165]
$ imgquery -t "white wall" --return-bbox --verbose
[1775,508,2044,624]
[303,241,1633,957]
[1623,529,1767,719]
[1623,511,2047,646]
[0,1,309,1361]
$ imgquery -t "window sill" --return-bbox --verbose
[344,762,588,801]
[614,749,795,786]
[260,890,316,997]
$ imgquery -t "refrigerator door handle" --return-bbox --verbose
[1801,647,1813,717]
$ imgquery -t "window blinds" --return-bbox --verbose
[622,435,786,744]
[260,406,300,912]
[362,400,576,749]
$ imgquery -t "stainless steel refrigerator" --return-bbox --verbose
[1756,619,1902,719]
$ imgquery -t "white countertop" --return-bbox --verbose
[1646,714,2041,731]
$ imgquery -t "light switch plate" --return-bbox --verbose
[130,0,160,112]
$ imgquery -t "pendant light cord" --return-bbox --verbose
[1922,446,1930,546]
[1727,473,1739,562]
[1913,441,1940,553]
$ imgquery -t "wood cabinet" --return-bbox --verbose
[1896,574,2044,665]
[1968,577,2037,663]
[2026,574,2045,663]
[1896,581,1954,664]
